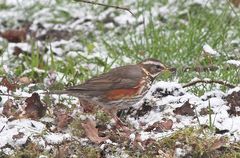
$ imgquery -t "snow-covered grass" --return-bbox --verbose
[0,0,240,157]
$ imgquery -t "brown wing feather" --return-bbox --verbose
[66,65,143,96]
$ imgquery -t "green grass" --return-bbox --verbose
[2,1,239,87]
[100,0,240,95]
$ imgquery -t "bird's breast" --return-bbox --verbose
[104,78,151,101]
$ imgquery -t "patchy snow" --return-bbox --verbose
[44,133,71,144]
[0,119,45,148]
[226,60,240,67]
[128,81,240,143]
[203,44,220,56]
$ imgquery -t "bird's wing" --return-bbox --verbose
[66,65,143,92]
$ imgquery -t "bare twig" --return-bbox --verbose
[0,93,26,98]
[0,125,5,133]
[75,0,135,16]
[182,65,219,72]
[183,79,236,88]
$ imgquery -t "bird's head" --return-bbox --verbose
[139,58,175,78]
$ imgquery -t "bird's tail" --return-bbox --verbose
[41,90,80,98]
[41,90,69,95]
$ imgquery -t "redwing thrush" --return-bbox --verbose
[59,59,174,123]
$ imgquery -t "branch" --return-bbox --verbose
[0,93,26,98]
[75,0,135,16]
[183,79,236,88]
[182,65,219,72]
[0,125,5,133]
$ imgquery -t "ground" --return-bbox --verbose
[0,0,240,157]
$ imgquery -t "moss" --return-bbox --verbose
[69,116,85,138]
[95,110,111,124]
[10,143,43,158]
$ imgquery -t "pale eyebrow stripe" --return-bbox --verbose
[141,61,165,67]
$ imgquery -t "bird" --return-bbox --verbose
[58,58,174,125]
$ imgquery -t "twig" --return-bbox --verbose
[182,65,219,72]
[226,0,239,18]
[0,93,26,98]
[0,125,5,133]
[75,0,135,16]
[183,79,236,88]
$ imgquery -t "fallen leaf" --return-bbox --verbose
[145,119,173,132]
[81,119,109,144]
[173,101,195,116]
[132,132,145,150]
[36,29,72,41]
[199,107,214,116]
[13,46,24,56]
[209,137,227,151]
[0,28,27,43]
[226,91,240,116]
[23,93,47,119]
[231,0,240,7]
[55,143,72,158]
[12,132,25,140]
[80,99,96,113]
[2,99,16,117]
[0,77,18,92]
[53,107,73,131]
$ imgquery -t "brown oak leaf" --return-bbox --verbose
[12,132,25,140]
[80,99,96,113]
[2,99,17,117]
[53,107,73,131]
[81,119,109,144]
[231,0,240,7]
[0,77,18,92]
[24,93,47,120]
[145,119,173,132]
[209,137,227,151]
[0,28,27,43]
[13,46,24,56]
[173,100,195,116]
[226,91,240,116]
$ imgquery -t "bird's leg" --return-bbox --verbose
[104,108,133,134]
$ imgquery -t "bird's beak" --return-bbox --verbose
[164,67,176,73]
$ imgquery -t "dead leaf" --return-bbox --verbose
[2,99,16,117]
[226,91,240,116]
[55,143,72,158]
[210,137,227,151]
[0,28,27,43]
[0,77,18,92]
[145,119,173,132]
[12,132,25,140]
[53,107,73,131]
[132,132,145,150]
[80,99,96,113]
[36,29,72,41]
[173,101,195,116]
[199,107,214,116]
[231,0,240,7]
[23,93,47,120]
[13,46,24,56]
[81,119,109,144]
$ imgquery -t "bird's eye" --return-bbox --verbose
[156,65,161,69]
